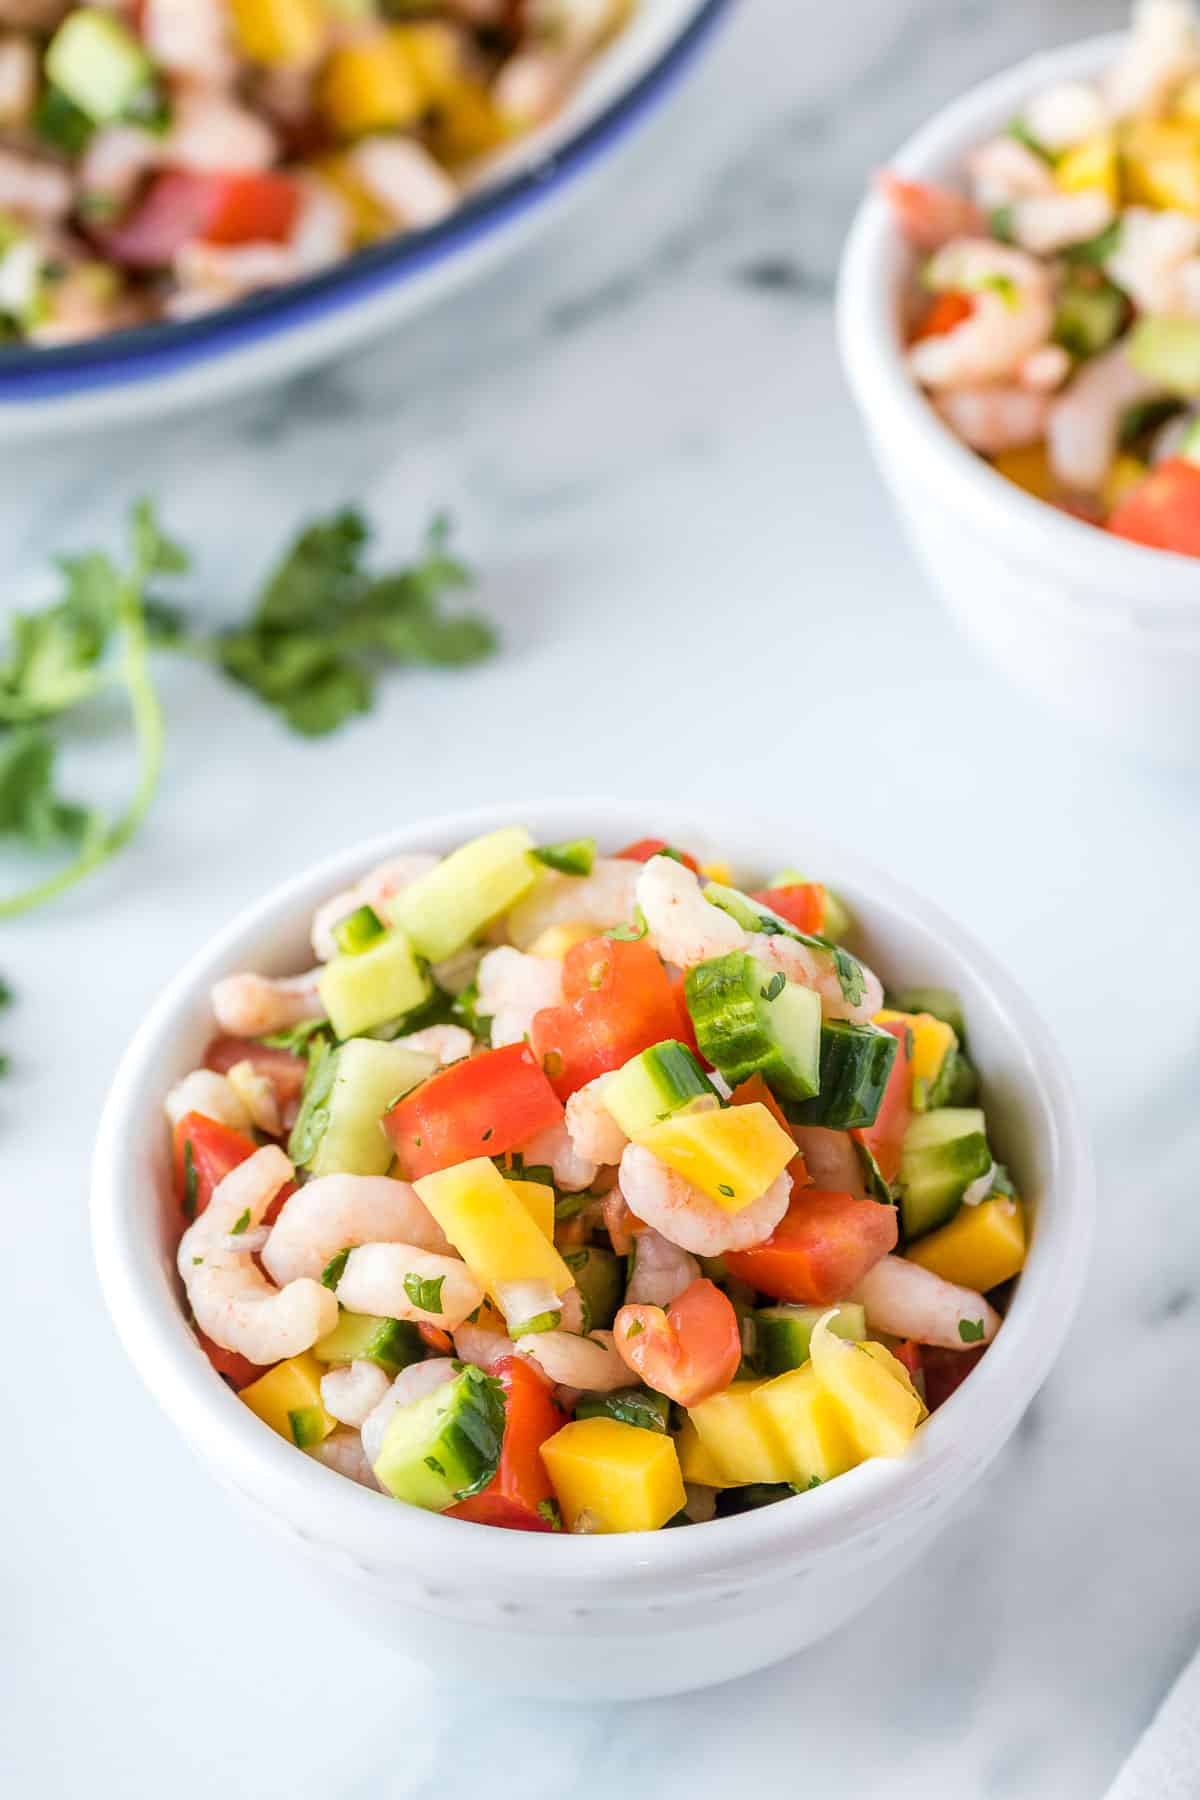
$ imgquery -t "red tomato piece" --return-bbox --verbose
[614,837,701,874]
[173,1111,258,1221]
[193,1327,268,1392]
[1109,457,1200,557]
[204,1035,308,1112]
[447,1357,565,1532]
[922,1343,986,1410]
[890,1339,924,1384]
[723,1188,898,1305]
[417,1323,453,1355]
[101,170,299,269]
[911,289,975,341]
[877,172,984,250]
[752,883,826,935]
[384,1042,563,1180]
[531,936,684,1100]
[728,1074,810,1187]
[851,1016,912,1186]
[614,1278,742,1407]
[203,171,301,245]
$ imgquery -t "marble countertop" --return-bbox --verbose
[6,1,1198,1795]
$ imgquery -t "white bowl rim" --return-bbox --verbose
[836,29,1200,598]
[91,799,1094,1585]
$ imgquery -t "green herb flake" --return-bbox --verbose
[605,908,649,943]
[625,1319,644,1338]
[424,1455,446,1477]
[532,837,596,878]
[230,1208,251,1236]
[718,1183,736,1198]
[536,1498,563,1530]
[181,1139,198,1222]
[403,1272,446,1314]
[760,972,785,1003]
[481,1127,493,1142]
[320,1247,352,1291]
[959,1318,985,1343]
[191,1256,203,1266]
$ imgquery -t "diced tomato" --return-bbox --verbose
[890,1339,923,1383]
[101,170,300,269]
[447,1357,565,1532]
[193,1327,268,1392]
[728,1074,809,1187]
[418,1323,453,1355]
[204,1034,308,1113]
[384,1042,563,1180]
[174,1111,295,1224]
[531,936,685,1101]
[615,837,701,874]
[922,1343,986,1410]
[752,882,826,935]
[723,1188,898,1305]
[1108,457,1200,557]
[911,289,975,342]
[851,1016,912,1186]
[614,1278,742,1407]
[877,171,983,250]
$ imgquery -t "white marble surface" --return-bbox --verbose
[5,1,1200,1795]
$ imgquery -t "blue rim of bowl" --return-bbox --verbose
[0,0,730,403]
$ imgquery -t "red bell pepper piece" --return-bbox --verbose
[922,1343,986,1410]
[384,1042,563,1180]
[204,1034,308,1112]
[851,1015,912,1186]
[1108,457,1200,557]
[723,1188,898,1305]
[447,1357,565,1531]
[615,837,701,874]
[752,883,826,935]
[530,935,685,1100]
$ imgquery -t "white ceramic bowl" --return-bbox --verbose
[837,34,1200,767]
[91,802,1093,1699]
[0,0,725,441]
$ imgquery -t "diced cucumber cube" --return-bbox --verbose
[785,1021,898,1131]
[313,1311,424,1372]
[898,1108,992,1241]
[46,9,154,124]
[290,1037,436,1175]
[685,953,822,1101]
[389,827,537,963]
[754,1303,866,1376]
[603,1040,719,1139]
[1128,317,1200,396]
[373,1364,506,1509]
[318,927,430,1039]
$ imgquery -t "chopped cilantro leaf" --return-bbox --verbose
[959,1318,985,1343]
[760,971,785,1003]
[320,1247,352,1291]
[403,1272,445,1314]
[718,1183,735,1198]
[536,1498,563,1530]
[230,1208,251,1236]
[181,1139,198,1222]
[424,1455,446,1477]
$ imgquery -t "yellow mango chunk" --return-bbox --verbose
[541,1418,685,1533]
[699,859,734,885]
[505,1177,555,1243]
[230,0,324,67]
[906,1196,1027,1292]
[809,1319,923,1458]
[1122,119,1200,215]
[308,153,392,245]
[875,1008,958,1111]
[1102,455,1149,513]
[526,922,596,959]
[637,1102,796,1212]
[1175,74,1200,121]
[675,1420,736,1488]
[320,37,424,138]
[753,1363,861,1484]
[1055,132,1120,205]
[239,1352,335,1449]
[991,443,1058,504]
[414,1158,572,1298]
[682,1380,795,1484]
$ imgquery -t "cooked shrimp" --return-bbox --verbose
[636,855,745,968]
[210,968,325,1038]
[494,48,576,124]
[603,1184,639,1257]
[262,1174,448,1287]
[745,932,884,1027]
[1047,343,1166,491]
[619,1143,791,1257]
[142,0,232,83]
[166,88,277,173]
[1009,190,1114,256]
[349,138,457,229]
[178,1147,337,1363]
[0,148,71,220]
[452,1321,516,1369]
[429,944,483,997]
[0,34,36,127]
[164,1068,251,1133]
[1106,0,1200,117]
[310,854,439,960]
[515,1328,628,1391]
[1019,344,1072,393]
[80,125,162,206]
[788,1126,864,1196]
[361,1359,458,1468]
[520,1116,596,1192]
[507,858,641,949]
[390,1025,473,1066]
[935,385,1051,454]
[966,136,1055,207]
[1022,79,1111,153]
[334,1243,484,1329]
[309,1427,380,1489]
[1105,206,1200,316]
[320,1360,393,1429]
[854,1256,1000,1350]
[476,946,563,1047]
[876,172,983,250]
[625,1227,700,1307]
[908,241,1055,389]
[224,1059,282,1136]
[564,1073,628,1169]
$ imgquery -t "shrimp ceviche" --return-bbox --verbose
[0,1,628,344]
[882,0,1200,556]
[169,828,1027,1534]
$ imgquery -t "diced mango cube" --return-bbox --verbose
[230,0,324,67]
[906,1196,1027,1292]
[414,1158,573,1298]
[526,922,597,959]
[1176,74,1200,122]
[541,1418,685,1533]
[991,443,1059,504]
[308,153,393,244]
[682,1380,795,1484]
[320,37,424,137]
[505,1177,555,1243]
[1122,119,1200,215]
[1055,132,1120,205]
[675,1420,736,1488]
[239,1352,335,1448]
[753,1363,860,1484]
[809,1319,924,1458]
[637,1102,796,1212]
[389,22,462,104]
[699,859,734,885]
[875,1008,958,1111]
[1102,454,1149,513]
